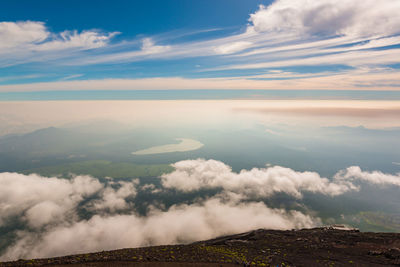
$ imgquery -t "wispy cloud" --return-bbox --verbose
[1,67,399,91]
[0,0,399,90]
[59,74,84,81]
[64,0,400,68]
[214,41,253,55]
[0,74,43,83]
[0,21,118,67]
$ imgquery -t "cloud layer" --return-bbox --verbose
[161,159,356,198]
[1,159,399,260]
[0,171,316,260]
[162,160,400,198]
[0,173,137,229]
[3,198,315,260]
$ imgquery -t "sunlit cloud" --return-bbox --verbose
[247,0,400,37]
[161,159,357,198]
[0,21,118,67]
[214,41,253,55]
[64,0,400,69]
[0,0,399,91]
[1,159,399,260]
[0,171,317,260]
[335,166,400,186]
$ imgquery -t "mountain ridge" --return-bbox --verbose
[1,226,399,266]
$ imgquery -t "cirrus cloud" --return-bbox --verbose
[214,41,253,55]
[1,0,400,91]
[0,21,118,53]
[0,21,118,67]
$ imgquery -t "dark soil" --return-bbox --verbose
[1,227,399,266]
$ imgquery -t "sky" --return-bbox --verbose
[1,0,400,94]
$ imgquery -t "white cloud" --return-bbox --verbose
[69,37,171,65]
[1,0,399,85]
[141,38,171,55]
[214,41,253,55]
[1,161,399,260]
[0,172,141,229]
[335,166,400,186]
[162,159,400,199]
[2,197,316,260]
[209,46,400,71]
[0,74,43,82]
[0,21,50,48]
[0,171,318,260]
[1,66,399,92]
[0,21,118,67]
[24,201,66,229]
[60,74,84,81]
[248,0,400,38]
[0,0,399,83]
[161,159,356,198]
[34,30,118,51]
[0,173,102,228]
[141,183,162,194]
[50,1,398,67]
[0,21,49,49]
[204,0,400,72]
[90,180,139,212]
[81,1,399,72]
[0,21,117,53]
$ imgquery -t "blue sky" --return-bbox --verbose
[1,0,266,36]
[0,0,400,94]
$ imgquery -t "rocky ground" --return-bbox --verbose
[1,227,399,266]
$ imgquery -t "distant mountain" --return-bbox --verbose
[0,127,105,172]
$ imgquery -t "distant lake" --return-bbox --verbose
[132,138,204,155]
